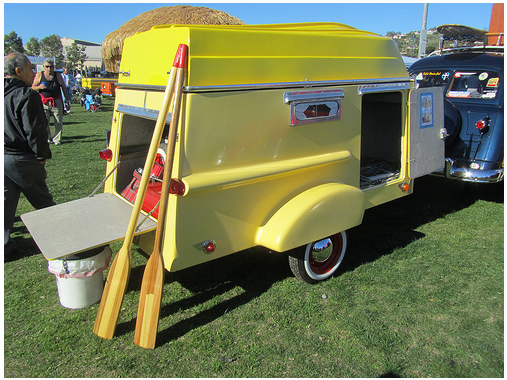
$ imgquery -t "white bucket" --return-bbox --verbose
[48,246,112,309]
[55,273,104,309]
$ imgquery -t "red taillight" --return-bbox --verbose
[203,240,216,253]
[475,117,490,134]
[169,178,185,196]
[99,149,113,162]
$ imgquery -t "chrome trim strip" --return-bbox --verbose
[116,77,414,93]
[116,104,171,122]
[187,77,413,93]
[115,83,167,92]
[283,89,344,104]
[358,82,412,94]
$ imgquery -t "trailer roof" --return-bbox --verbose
[118,22,408,88]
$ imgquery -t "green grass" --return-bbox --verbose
[4,97,504,377]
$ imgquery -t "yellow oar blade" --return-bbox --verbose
[93,245,131,339]
[134,251,164,348]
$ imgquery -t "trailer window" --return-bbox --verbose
[293,101,340,124]
[284,89,344,126]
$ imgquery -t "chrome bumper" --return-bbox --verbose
[433,159,504,183]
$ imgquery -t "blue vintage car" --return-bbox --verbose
[409,48,504,183]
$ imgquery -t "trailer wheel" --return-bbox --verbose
[288,231,347,284]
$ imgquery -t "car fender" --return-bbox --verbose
[256,182,365,252]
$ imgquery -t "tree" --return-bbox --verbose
[40,34,64,66]
[65,42,88,74]
[393,35,410,55]
[425,30,441,55]
[386,26,444,56]
[385,31,401,38]
[4,31,24,55]
[25,37,41,57]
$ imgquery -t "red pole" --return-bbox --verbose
[488,3,504,46]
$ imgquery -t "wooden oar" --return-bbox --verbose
[93,44,185,340]
[134,44,188,349]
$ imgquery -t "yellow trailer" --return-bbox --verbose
[81,77,116,90]
[23,23,445,284]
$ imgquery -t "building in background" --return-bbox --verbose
[61,37,104,73]
[27,56,55,72]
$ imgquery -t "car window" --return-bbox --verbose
[413,71,452,89]
[446,71,501,99]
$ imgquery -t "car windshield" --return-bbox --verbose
[446,70,501,100]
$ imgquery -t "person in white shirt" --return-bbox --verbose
[61,67,75,104]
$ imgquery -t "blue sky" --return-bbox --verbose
[4,2,494,45]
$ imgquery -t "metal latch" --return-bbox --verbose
[119,70,131,77]
[440,128,448,140]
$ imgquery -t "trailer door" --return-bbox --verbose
[409,87,446,178]
[21,193,156,260]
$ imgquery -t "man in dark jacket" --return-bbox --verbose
[4,52,56,258]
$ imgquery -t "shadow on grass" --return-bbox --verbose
[66,103,114,113]
[97,105,115,112]
[12,174,504,344]
[61,135,106,144]
[344,175,503,273]
[115,175,503,346]
[61,121,87,127]
[6,217,42,262]
[114,246,291,346]
[156,247,290,346]
[379,372,401,378]
[70,106,115,114]
[155,176,504,344]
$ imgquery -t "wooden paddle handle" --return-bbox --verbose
[151,46,187,251]
[134,45,188,349]
[122,45,186,245]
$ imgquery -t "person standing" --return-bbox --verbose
[61,67,75,113]
[4,52,56,258]
[32,59,70,145]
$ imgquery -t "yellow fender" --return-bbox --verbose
[256,182,365,252]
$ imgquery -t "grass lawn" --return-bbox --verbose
[4,97,504,378]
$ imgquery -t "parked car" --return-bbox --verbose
[409,47,504,183]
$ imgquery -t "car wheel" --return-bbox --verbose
[288,231,347,284]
